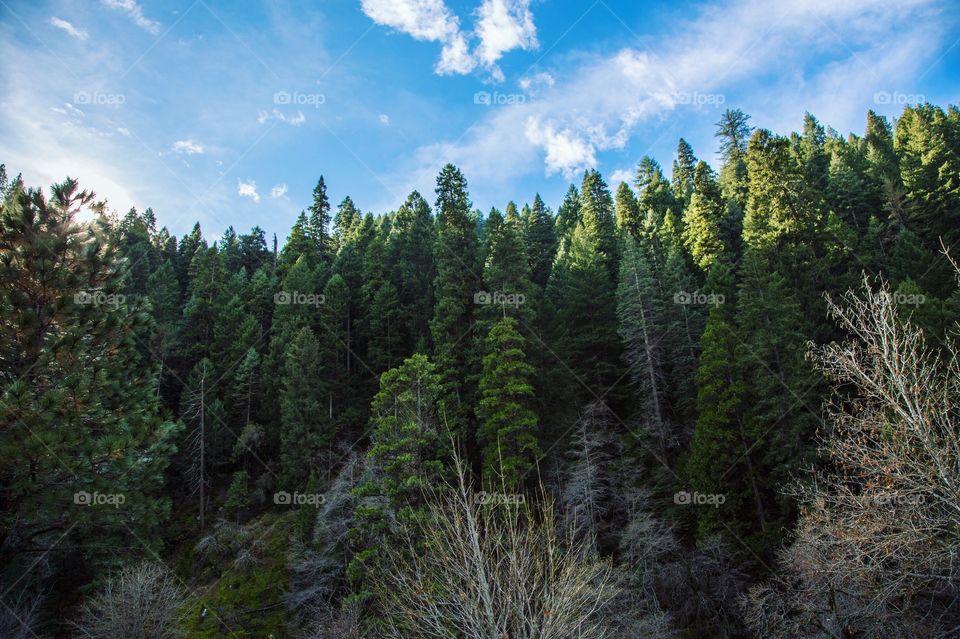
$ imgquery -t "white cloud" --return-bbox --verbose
[518,71,554,92]
[238,179,260,202]
[101,0,161,34]
[257,109,306,126]
[438,32,475,74]
[172,139,204,155]
[360,0,537,78]
[379,113,390,125]
[524,118,596,178]
[474,0,537,70]
[270,183,288,199]
[609,169,634,185]
[48,17,88,41]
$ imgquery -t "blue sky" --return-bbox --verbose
[1,0,958,242]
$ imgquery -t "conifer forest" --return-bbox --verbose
[2,2,960,638]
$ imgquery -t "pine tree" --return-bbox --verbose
[279,327,331,486]
[685,260,751,540]
[733,248,820,551]
[0,178,179,574]
[389,191,435,354]
[227,347,261,435]
[430,164,480,438]
[742,129,820,249]
[635,156,676,239]
[280,212,320,276]
[555,183,581,245]
[179,357,225,531]
[615,180,641,238]
[715,109,753,206]
[331,195,362,255]
[894,104,960,246]
[319,273,353,430]
[682,161,726,270]
[476,316,540,490]
[479,204,533,329]
[348,354,446,597]
[307,175,331,258]
[617,235,669,451]
[146,259,180,406]
[579,169,618,280]
[545,220,621,400]
[671,138,698,209]
[522,193,556,288]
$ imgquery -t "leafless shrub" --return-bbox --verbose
[72,561,187,639]
[0,589,45,639]
[745,273,960,637]
[287,452,362,611]
[300,601,364,639]
[371,452,621,639]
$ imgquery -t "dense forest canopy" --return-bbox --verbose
[2,102,960,638]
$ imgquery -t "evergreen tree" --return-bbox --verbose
[682,161,726,270]
[894,104,960,246]
[522,193,556,288]
[332,195,362,255]
[579,169,618,280]
[554,183,581,245]
[430,164,480,438]
[742,129,820,249]
[0,178,179,576]
[615,180,641,238]
[390,191,435,353]
[671,138,698,209]
[476,316,540,490]
[715,108,753,206]
[348,354,446,597]
[179,357,226,531]
[617,235,669,451]
[279,327,331,485]
[307,175,331,257]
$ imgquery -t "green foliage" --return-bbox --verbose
[476,317,540,490]
[0,178,179,581]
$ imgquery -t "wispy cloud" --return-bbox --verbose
[172,139,204,155]
[238,179,260,202]
[101,0,161,35]
[270,183,288,199]
[48,17,88,41]
[257,109,306,126]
